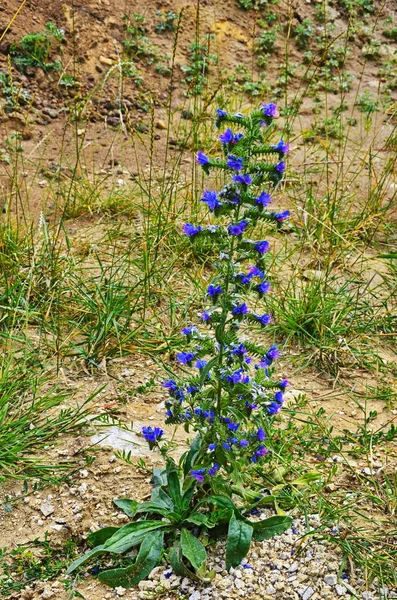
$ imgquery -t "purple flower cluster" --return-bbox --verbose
[143,104,290,489]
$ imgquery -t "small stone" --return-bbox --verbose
[115,587,126,596]
[266,585,277,595]
[361,467,374,476]
[299,587,315,600]
[289,561,299,573]
[324,574,338,586]
[79,469,89,478]
[235,579,245,589]
[189,592,201,600]
[40,503,54,517]
[335,584,347,596]
[41,586,54,598]
[99,56,113,66]
[362,594,373,600]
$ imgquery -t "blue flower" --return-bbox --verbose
[267,401,281,415]
[248,265,265,278]
[267,345,280,362]
[208,463,220,476]
[195,359,208,369]
[271,139,289,155]
[191,468,206,482]
[274,391,284,404]
[232,173,252,185]
[273,210,290,222]
[275,161,285,173]
[187,384,199,395]
[166,409,173,418]
[238,273,251,285]
[231,343,247,356]
[262,103,278,118]
[142,426,163,445]
[203,409,215,422]
[197,150,210,165]
[257,428,266,442]
[182,325,198,336]
[226,368,249,384]
[216,108,227,117]
[240,439,249,447]
[245,401,258,411]
[251,445,268,463]
[254,313,272,326]
[279,379,289,390]
[201,190,222,211]
[232,303,248,315]
[183,223,202,237]
[222,442,231,450]
[228,220,248,236]
[255,192,271,206]
[257,280,271,294]
[202,310,211,322]
[207,284,222,297]
[163,379,178,391]
[227,422,240,432]
[219,128,234,144]
[254,240,270,255]
[227,155,243,171]
[208,443,217,451]
[176,351,196,365]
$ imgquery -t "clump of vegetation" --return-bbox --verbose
[254,23,279,65]
[182,35,217,96]
[122,13,159,64]
[155,10,178,33]
[294,18,313,49]
[0,72,30,107]
[9,22,64,72]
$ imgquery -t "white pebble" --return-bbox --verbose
[335,584,347,596]
[300,587,315,600]
[115,587,126,597]
[189,592,201,600]
[324,574,338,586]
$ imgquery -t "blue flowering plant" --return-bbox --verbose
[68,104,292,588]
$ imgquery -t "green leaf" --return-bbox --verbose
[167,468,182,509]
[169,541,200,581]
[151,485,174,510]
[199,357,217,386]
[181,528,207,570]
[67,545,106,574]
[252,515,292,541]
[181,435,202,477]
[87,527,119,547]
[104,520,167,554]
[180,485,196,513]
[201,494,240,516]
[98,529,164,588]
[185,512,215,528]
[152,467,168,487]
[113,498,138,518]
[226,513,253,570]
[135,501,170,517]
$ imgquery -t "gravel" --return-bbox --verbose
[123,512,394,600]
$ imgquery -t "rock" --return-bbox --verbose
[99,56,113,66]
[115,587,126,596]
[299,588,315,600]
[335,584,347,596]
[235,579,245,589]
[42,108,58,119]
[266,585,277,595]
[79,469,89,478]
[324,574,338,586]
[40,503,54,517]
[41,586,55,598]
[106,116,120,127]
[189,592,201,600]
[289,561,299,573]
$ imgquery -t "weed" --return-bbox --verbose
[181,35,217,96]
[122,14,158,65]
[155,11,178,34]
[9,22,64,72]
[294,18,313,50]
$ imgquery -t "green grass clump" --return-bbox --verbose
[9,22,64,72]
